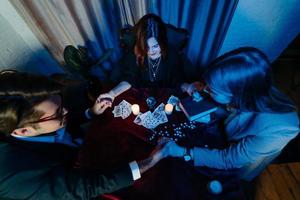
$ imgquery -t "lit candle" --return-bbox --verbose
[164,103,174,115]
[131,104,140,115]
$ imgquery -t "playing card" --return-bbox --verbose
[154,103,165,112]
[153,103,168,124]
[167,95,179,106]
[133,112,148,125]
[118,100,132,119]
[112,105,122,117]
[112,100,132,119]
[142,111,159,129]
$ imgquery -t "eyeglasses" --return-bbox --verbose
[29,94,67,125]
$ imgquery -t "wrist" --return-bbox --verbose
[178,146,186,157]
[108,90,116,98]
[183,147,193,162]
[137,157,152,174]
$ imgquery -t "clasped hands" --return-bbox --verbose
[146,138,187,165]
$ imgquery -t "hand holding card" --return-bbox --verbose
[112,100,132,119]
[91,95,113,115]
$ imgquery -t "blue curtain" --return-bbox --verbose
[11,0,238,75]
[116,0,239,68]
[63,0,238,71]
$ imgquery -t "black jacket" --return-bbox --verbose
[0,108,134,199]
[112,44,187,88]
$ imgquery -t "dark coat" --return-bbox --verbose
[112,44,187,88]
[0,108,133,199]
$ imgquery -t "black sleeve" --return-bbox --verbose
[0,141,134,200]
[0,162,133,200]
[180,53,197,82]
[116,53,139,86]
[32,164,134,200]
[165,47,187,87]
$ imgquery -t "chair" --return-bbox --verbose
[119,24,190,53]
[110,24,195,82]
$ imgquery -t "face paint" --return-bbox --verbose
[147,37,161,60]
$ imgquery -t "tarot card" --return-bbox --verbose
[167,95,179,106]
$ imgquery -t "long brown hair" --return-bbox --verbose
[134,14,168,67]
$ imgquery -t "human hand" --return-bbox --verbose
[181,82,206,96]
[160,138,186,158]
[137,138,169,174]
[91,93,114,115]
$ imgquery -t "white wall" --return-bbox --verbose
[0,0,62,75]
[219,0,300,62]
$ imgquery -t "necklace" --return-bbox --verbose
[148,56,161,82]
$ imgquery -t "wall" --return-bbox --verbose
[219,0,300,62]
[1,0,300,74]
[0,0,62,75]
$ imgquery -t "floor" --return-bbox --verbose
[255,163,300,200]
[254,34,300,200]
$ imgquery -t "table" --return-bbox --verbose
[76,87,245,199]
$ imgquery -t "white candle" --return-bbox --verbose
[131,104,140,115]
[164,103,174,115]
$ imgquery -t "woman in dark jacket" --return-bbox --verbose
[115,13,187,88]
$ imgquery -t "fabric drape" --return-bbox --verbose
[10,0,238,72]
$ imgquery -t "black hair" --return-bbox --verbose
[134,13,168,66]
[204,47,296,113]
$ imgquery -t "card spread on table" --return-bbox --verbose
[153,103,168,124]
[142,111,158,129]
[112,100,132,119]
[134,104,168,129]
[133,111,149,125]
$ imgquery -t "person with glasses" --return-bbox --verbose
[0,71,167,199]
[156,47,299,198]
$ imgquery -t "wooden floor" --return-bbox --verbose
[255,162,300,200]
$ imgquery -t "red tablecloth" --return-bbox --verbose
[76,88,244,200]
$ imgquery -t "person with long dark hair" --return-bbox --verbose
[0,71,166,199]
[159,47,299,181]
[113,13,187,88]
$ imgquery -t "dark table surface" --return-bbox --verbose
[76,87,245,200]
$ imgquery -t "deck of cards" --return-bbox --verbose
[112,95,181,130]
[112,100,132,119]
[134,103,168,129]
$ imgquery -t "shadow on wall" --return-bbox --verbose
[0,48,64,76]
